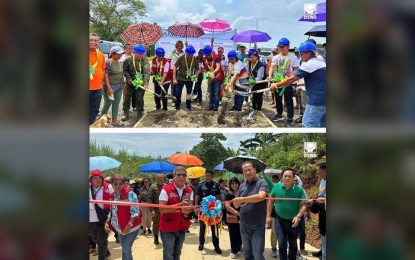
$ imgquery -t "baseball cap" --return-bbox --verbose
[129,180,136,185]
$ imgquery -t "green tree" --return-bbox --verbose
[190,133,230,169]
[89,0,147,41]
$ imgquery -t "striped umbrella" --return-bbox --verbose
[121,22,163,45]
[167,22,205,42]
[199,18,231,38]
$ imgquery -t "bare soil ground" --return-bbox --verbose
[99,80,303,128]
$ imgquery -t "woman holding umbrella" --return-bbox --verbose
[105,174,142,260]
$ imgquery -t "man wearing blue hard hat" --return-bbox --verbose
[151,47,173,111]
[270,41,326,127]
[247,48,267,111]
[172,45,200,111]
[202,45,224,111]
[227,50,249,111]
[268,37,300,127]
[122,44,151,121]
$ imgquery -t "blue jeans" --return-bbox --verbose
[89,89,102,125]
[210,80,222,110]
[239,222,265,260]
[175,81,193,110]
[321,234,326,260]
[275,216,299,260]
[160,231,186,260]
[118,229,138,260]
[302,104,326,127]
[100,88,122,120]
[234,86,246,110]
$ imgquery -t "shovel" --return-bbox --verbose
[155,78,177,101]
[136,85,176,100]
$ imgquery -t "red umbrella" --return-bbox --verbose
[121,22,163,45]
[167,22,205,42]
[199,18,231,38]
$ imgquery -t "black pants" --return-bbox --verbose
[252,83,267,111]
[228,223,242,254]
[199,220,220,248]
[89,222,110,260]
[192,73,204,103]
[89,234,96,249]
[131,89,137,109]
[123,84,144,114]
[154,82,170,110]
[275,85,294,119]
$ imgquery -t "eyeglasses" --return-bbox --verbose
[113,182,123,186]
[175,173,187,178]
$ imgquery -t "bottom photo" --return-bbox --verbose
[89,132,326,260]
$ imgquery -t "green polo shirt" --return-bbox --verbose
[270,182,307,219]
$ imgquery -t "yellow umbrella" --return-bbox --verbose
[186,166,206,178]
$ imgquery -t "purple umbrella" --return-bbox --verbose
[230,30,271,43]
[299,2,326,22]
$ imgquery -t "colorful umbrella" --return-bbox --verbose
[213,163,225,171]
[167,22,205,42]
[299,2,326,23]
[305,24,326,37]
[167,153,204,166]
[230,30,271,43]
[138,161,175,173]
[89,156,121,171]
[121,22,163,45]
[199,18,232,38]
[223,155,267,174]
[187,166,206,178]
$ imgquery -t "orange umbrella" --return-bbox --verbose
[167,153,204,166]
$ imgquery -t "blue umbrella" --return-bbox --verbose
[139,161,175,174]
[90,156,121,171]
[305,25,326,37]
[214,163,224,171]
[230,30,271,43]
[299,2,326,22]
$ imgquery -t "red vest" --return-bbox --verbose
[109,187,142,232]
[159,182,192,233]
[203,55,224,82]
[151,57,173,85]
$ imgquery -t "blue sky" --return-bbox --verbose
[140,0,326,48]
[90,133,255,158]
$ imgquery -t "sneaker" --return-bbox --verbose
[270,248,277,258]
[214,247,222,254]
[198,244,204,251]
[230,253,237,259]
[284,119,294,127]
[271,114,283,122]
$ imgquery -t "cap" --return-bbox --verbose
[155,47,165,56]
[298,41,317,52]
[133,44,146,54]
[203,45,213,56]
[129,180,136,185]
[110,46,124,55]
[227,50,237,59]
[185,45,196,55]
[248,48,258,56]
[278,37,290,46]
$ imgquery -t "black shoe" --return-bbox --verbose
[214,247,222,254]
[121,112,129,121]
[284,118,294,127]
[229,107,236,112]
[136,112,143,120]
[115,237,120,243]
[105,251,111,259]
[148,228,152,234]
[271,114,283,122]
[186,229,190,233]
[312,250,322,257]
[198,244,204,251]
[154,235,160,245]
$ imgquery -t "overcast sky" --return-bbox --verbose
[90,133,255,158]
[139,0,326,48]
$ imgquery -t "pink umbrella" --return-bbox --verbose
[199,18,232,38]
[167,22,205,42]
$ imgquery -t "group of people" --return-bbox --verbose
[89,33,326,127]
[89,161,326,260]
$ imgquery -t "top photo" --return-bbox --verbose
[89,0,326,128]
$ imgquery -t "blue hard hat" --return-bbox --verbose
[248,48,258,56]
[298,41,317,52]
[133,44,146,54]
[155,47,165,56]
[277,37,290,46]
[185,45,196,55]
[227,50,237,59]
[203,45,213,56]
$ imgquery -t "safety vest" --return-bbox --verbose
[151,57,173,85]
[109,187,142,232]
[202,55,224,82]
[159,182,192,233]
